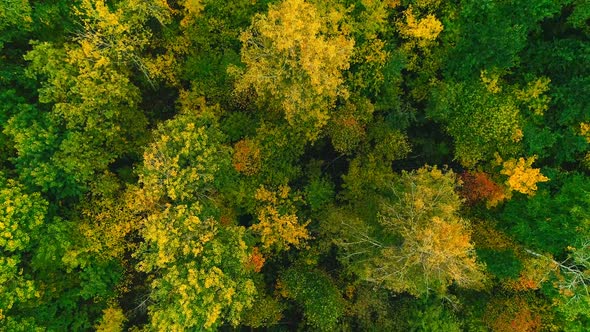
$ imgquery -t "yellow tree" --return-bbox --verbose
[129,101,257,330]
[252,185,311,252]
[339,166,485,296]
[499,155,549,196]
[232,0,354,141]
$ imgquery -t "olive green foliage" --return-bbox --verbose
[279,267,345,330]
[429,79,522,167]
[1,0,589,330]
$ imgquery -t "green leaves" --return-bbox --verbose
[279,267,345,331]
[0,176,46,252]
[429,78,522,167]
[0,175,46,324]
[130,101,256,330]
[1,0,589,330]
[499,173,590,255]
[0,0,32,49]
[135,99,230,205]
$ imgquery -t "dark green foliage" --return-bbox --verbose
[305,177,335,211]
[499,174,590,255]
[443,0,563,79]
[477,249,522,281]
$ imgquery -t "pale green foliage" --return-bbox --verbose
[8,0,176,197]
[74,0,172,64]
[279,267,344,330]
[341,127,410,200]
[16,35,145,197]
[0,177,45,253]
[430,79,522,167]
[233,0,354,140]
[430,73,553,167]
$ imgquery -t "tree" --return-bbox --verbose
[129,101,256,330]
[499,155,549,197]
[232,0,354,141]
[4,0,177,198]
[251,185,310,252]
[232,138,262,176]
[429,75,523,167]
[0,0,32,49]
[137,204,256,331]
[460,171,506,207]
[442,0,563,80]
[339,166,485,296]
[499,173,590,255]
[278,266,345,331]
[0,174,45,328]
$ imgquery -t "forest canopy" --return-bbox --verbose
[0,0,589,331]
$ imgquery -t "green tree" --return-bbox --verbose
[278,266,345,331]
[0,174,45,328]
[429,75,522,167]
[0,0,32,49]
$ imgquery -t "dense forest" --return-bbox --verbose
[0,0,589,330]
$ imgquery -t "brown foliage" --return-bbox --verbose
[460,171,506,207]
[247,247,265,273]
[485,296,543,332]
[233,139,261,175]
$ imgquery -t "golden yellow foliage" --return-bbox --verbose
[480,70,503,94]
[252,185,310,251]
[178,0,203,27]
[370,166,485,296]
[395,5,443,74]
[414,216,480,284]
[96,307,126,332]
[398,7,443,45]
[78,199,136,261]
[234,0,354,141]
[501,156,549,196]
[253,206,310,251]
[138,203,256,330]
